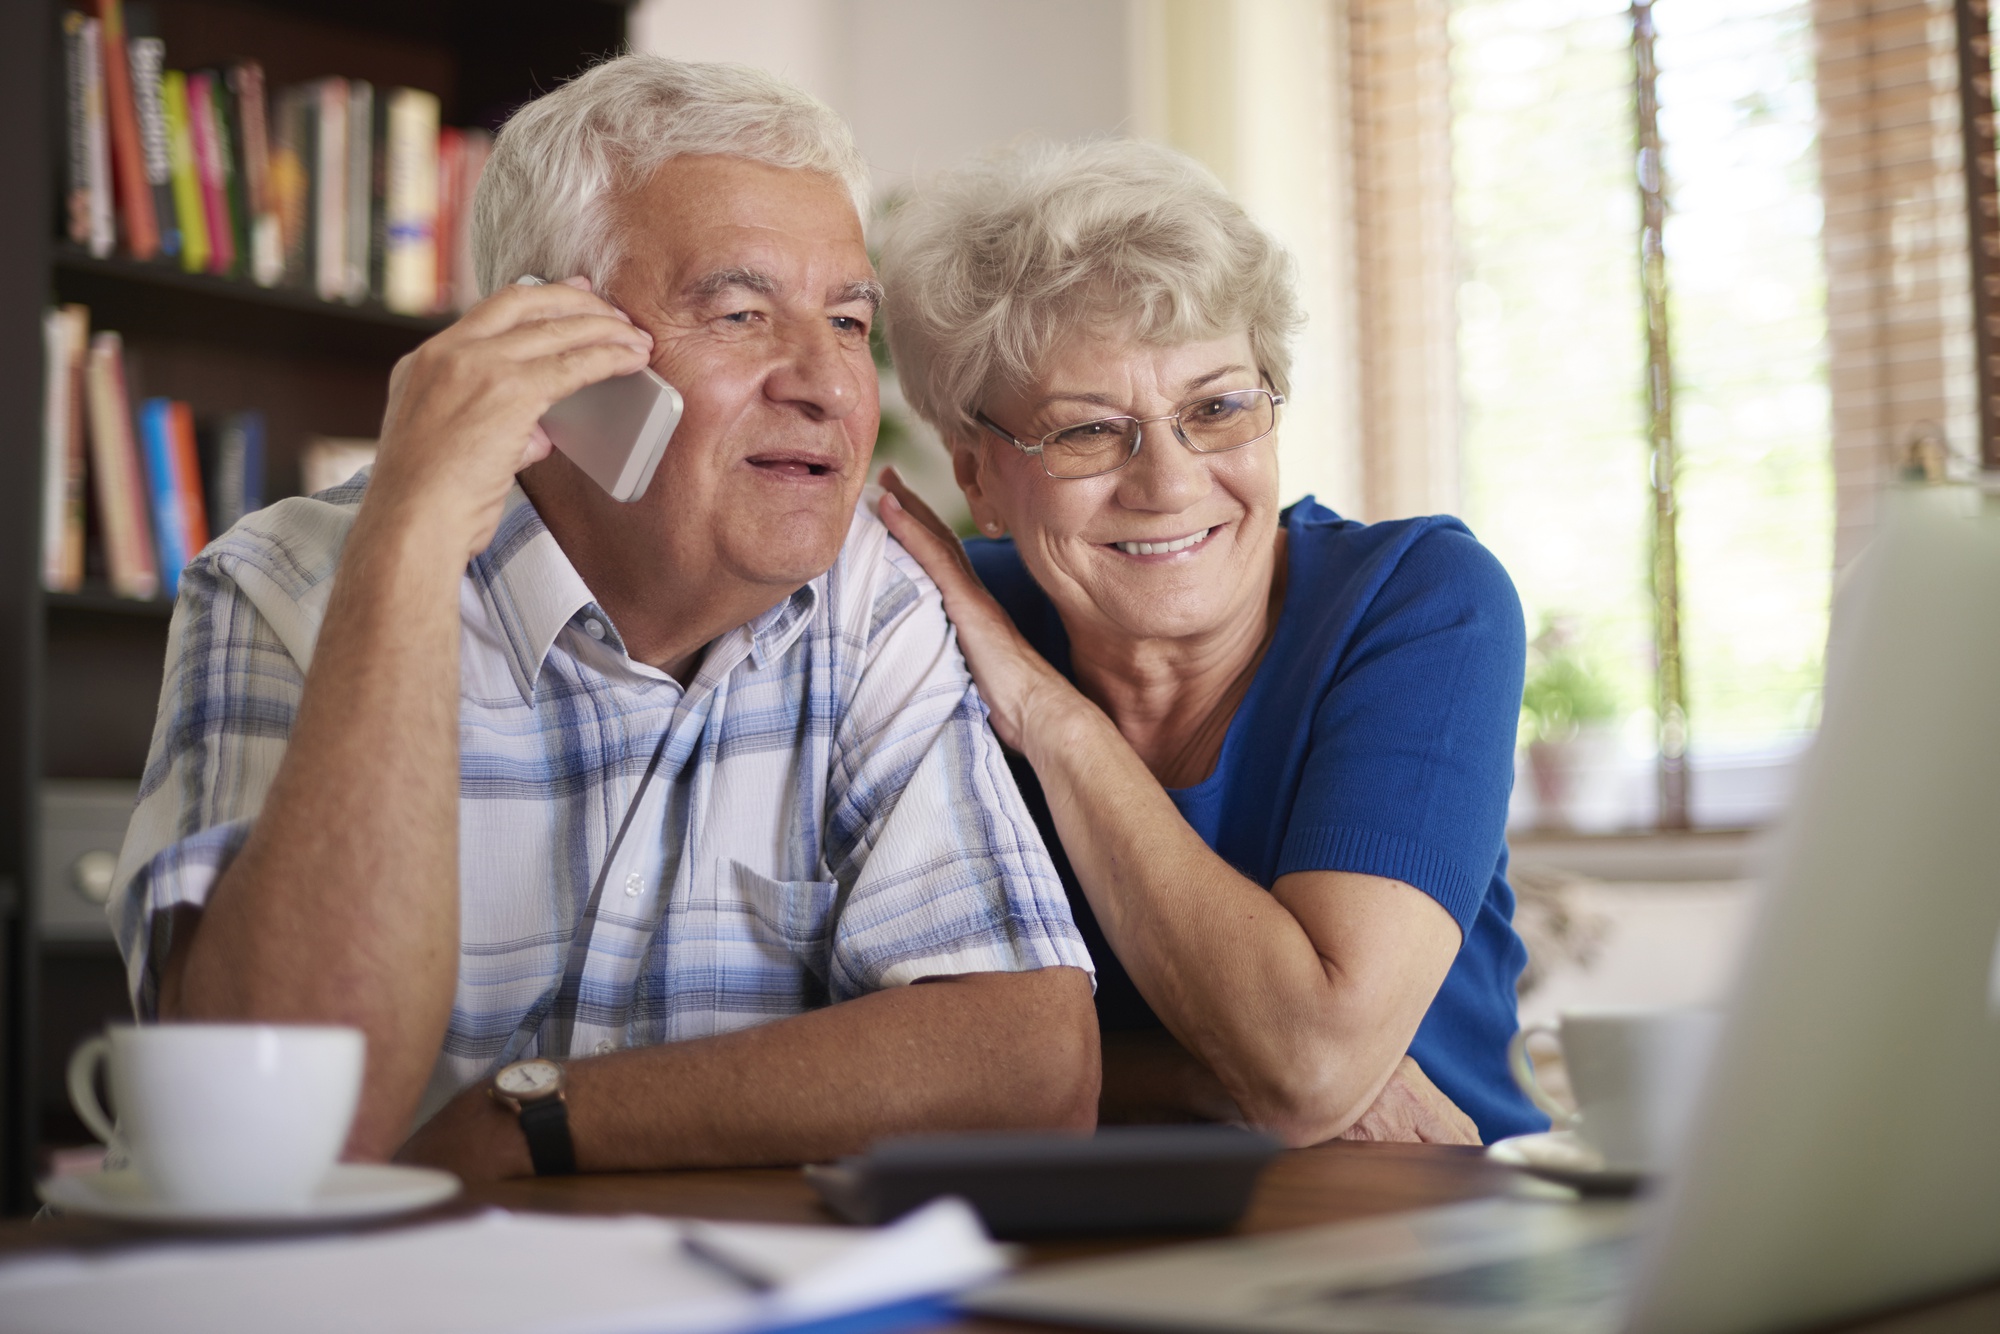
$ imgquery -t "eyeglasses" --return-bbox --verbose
[975,387,1285,480]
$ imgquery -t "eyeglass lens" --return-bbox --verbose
[1041,390,1276,478]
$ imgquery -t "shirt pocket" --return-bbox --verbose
[718,860,841,1005]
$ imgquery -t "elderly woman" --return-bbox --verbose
[874,139,1544,1145]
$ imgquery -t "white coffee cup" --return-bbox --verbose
[68,1023,365,1212]
[1508,1005,1722,1171]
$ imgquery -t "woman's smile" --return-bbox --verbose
[1107,525,1222,559]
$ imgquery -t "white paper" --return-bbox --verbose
[0,1197,1002,1334]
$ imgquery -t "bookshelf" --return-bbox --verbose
[1,0,631,1214]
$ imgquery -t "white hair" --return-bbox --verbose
[877,138,1303,440]
[472,54,869,298]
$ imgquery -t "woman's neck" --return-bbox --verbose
[1066,530,1288,789]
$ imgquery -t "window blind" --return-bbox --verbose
[1812,0,1978,570]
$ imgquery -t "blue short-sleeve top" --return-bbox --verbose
[966,497,1546,1143]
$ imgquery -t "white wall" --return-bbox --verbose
[632,0,1134,197]
[629,0,1362,516]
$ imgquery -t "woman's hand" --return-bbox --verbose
[1338,1055,1480,1145]
[876,467,1077,752]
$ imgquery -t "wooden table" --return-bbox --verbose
[5,1142,1999,1331]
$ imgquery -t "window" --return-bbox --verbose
[1452,0,1834,831]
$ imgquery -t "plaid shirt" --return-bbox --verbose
[111,477,1089,1124]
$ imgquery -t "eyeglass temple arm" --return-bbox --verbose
[975,411,1042,454]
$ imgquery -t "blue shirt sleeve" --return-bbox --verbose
[1275,523,1526,936]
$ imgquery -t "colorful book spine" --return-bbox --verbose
[95,0,159,260]
[344,80,373,304]
[434,126,462,314]
[312,77,347,303]
[169,400,211,557]
[138,397,192,592]
[232,63,283,288]
[383,89,440,315]
[270,86,310,289]
[213,74,251,282]
[83,332,158,600]
[125,25,179,260]
[161,70,209,275]
[63,13,115,258]
[186,70,235,278]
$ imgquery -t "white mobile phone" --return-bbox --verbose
[515,276,684,502]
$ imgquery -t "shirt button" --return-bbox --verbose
[623,872,644,897]
[583,618,606,640]
[594,1039,615,1056]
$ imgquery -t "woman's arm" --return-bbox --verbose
[877,476,1472,1145]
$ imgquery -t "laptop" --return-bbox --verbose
[961,489,2000,1334]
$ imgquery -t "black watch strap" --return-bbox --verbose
[517,1096,576,1176]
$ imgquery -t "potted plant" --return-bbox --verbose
[1520,616,1621,830]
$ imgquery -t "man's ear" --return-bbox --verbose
[950,437,1006,537]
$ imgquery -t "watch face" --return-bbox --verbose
[496,1060,563,1098]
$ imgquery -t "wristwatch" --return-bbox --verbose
[489,1058,576,1176]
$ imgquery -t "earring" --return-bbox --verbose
[982,521,1003,536]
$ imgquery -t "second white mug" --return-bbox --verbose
[1508,1005,1721,1171]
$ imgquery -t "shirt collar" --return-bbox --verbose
[467,490,822,703]
[468,490,596,704]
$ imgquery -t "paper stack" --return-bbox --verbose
[0,1197,1002,1334]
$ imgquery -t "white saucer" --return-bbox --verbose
[1487,1130,1648,1195]
[37,1163,461,1228]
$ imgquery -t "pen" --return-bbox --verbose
[680,1223,778,1293]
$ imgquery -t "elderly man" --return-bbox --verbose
[109,55,1096,1180]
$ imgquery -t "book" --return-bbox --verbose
[269,85,311,289]
[311,77,347,302]
[161,70,209,275]
[212,73,252,282]
[434,125,462,313]
[83,332,158,600]
[231,62,283,287]
[138,397,193,592]
[63,12,115,258]
[42,311,78,591]
[367,88,388,302]
[124,8,179,260]
[450,128,493,312]
[344,80,373,303]
[186,70,235,278]
[46,306,93,591]
[170,400,211,557]
[383,88,440,315]
[202,409,265,534]
[94,0,159,260]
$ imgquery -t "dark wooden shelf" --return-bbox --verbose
[4,0,634,1219]
[53,250,450,363]
[44,587,177,620]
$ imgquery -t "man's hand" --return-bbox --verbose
[368,277,654,562]
[1338,1055,1480,1145]
[395,1081,531,1184]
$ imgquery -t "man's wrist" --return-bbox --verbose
[349,483,484,569]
